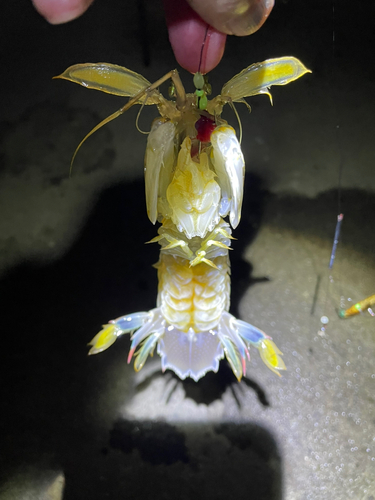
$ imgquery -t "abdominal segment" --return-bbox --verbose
[156,253,231,333]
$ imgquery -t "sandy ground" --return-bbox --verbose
[0,0,374,499]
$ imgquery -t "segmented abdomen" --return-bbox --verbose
[156,253,230,333]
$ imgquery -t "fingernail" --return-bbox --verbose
[223,0,275,36]
[48,7,84,24]
[164,0,226,73]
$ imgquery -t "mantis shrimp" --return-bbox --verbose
[56,56,310,381]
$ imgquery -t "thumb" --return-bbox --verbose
[187,0,274,36]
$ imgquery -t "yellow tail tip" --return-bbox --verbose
[87,324,118,355]
[258,338,287,376]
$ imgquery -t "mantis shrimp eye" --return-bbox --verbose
[195,115,216,142]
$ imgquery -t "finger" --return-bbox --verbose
[31,0,93,24]
[164,0,227,74]
[187,0,274,36]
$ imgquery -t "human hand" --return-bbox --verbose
[32,0,273,73]
[164,0,274,73]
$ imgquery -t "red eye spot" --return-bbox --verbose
[195,115,216,143]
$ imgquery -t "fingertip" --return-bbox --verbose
[32,0,93,24]
[164,0,226,74]
[169,22,227,75]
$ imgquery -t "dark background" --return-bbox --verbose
[1,1,375,499]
